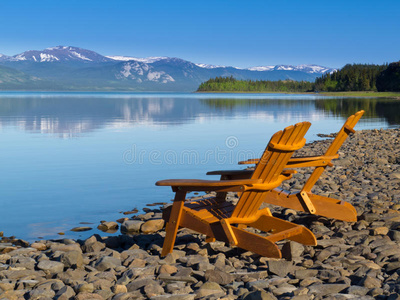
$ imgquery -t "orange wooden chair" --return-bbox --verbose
[156,122,316,258]
[207,110,364,222]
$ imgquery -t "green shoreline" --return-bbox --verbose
[196,91,400,99]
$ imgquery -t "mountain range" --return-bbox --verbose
[0,46,336,91]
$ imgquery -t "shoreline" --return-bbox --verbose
[1,127,400,299]
[196,90,400,99]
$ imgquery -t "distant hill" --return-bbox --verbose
[0,46,336,91]
[0,65,54,90]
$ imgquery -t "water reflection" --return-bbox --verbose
[202,97,400,127]
[0,95,398,137]
[0,93,398,241]
[313,98,400,125]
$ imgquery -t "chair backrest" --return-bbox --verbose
[231,122,311,219]
[302,110,364,192]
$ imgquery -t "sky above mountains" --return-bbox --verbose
[0,0,399,69]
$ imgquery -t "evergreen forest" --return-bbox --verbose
[198,62,400,93]
[197,76,314,92]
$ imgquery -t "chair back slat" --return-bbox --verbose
[302,110,364,193]
[232,122,311,219]
[325,110,364,156]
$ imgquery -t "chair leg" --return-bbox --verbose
[231,226,282,258]
[161,191,186,257]
[264,189,357,222]
[249,214,317,246]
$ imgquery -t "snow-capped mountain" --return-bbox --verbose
[0,53,11,61]
[0,46,336,91]
[194,63,225,69]
[106,55,168,64]
[7,46,113,62]
[74,48,336,75]
[246,66,276,71]
[116,61,175,83]
[246,64,336,74]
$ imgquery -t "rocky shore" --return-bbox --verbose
[1,127,400,300]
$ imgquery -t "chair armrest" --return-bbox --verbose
[238,154,339,167]
[156,178,260,192]
[206,170,254,176]
[206,169,295,180]
[238,159,260,165]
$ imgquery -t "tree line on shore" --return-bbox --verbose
[197,62,400,93]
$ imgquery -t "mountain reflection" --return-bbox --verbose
[0,95,398,137]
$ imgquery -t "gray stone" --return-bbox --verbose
[158,274,198,284]
[126,278,156,292]
[124,266,155,277]
[83,241,105,253]
[291,296,310,300]
[282,241,305,260]
[121,220,144,232]
[111,291,143,300]
[60,250,83,269]
[271,285,297,296]
[97,221,118,231]
[95,289,113,300]
[195,261,214,271]
[57,269,87,283]
[55,285,76,300]
[389,230,400,241]
[361,275,381,288]
[74,292,105,300]
[308,284,348,296]
[204,269,234,285]
[9,256,36,270]
[94,256,121,271]
[111,284,127,294]
[362,213,380,222]
[71,226,93,232]
[37,260,65,274]
[151,295,195,300]
[267,260,293,277]
[18,279,39,289]
[0,281,15,291]
[196,282,224,298]
[266,277,289,286]
[50,243,82,253]
[185,255,208,267]
[0,254,11,263]
[295,269,318,280]
[386,261,400,273]
[347,285,369,296]
[144,283,164,297]
[247,280,269,291]
[315,249,332,262]
[121,249,149,261]
[0,269,45,280]
[77,283,94,293]
[141,219,165,233]
[29,289,56,299]
[158,264,178,275]
[242,290,277,300]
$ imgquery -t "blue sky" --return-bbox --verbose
[0,0,399,68]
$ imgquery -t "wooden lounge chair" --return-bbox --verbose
[207,110,364,222]
[156,122,317,258]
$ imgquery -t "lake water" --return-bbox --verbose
[0,92,399,241]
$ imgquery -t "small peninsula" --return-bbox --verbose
[197,62,400,98]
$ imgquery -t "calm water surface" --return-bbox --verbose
[0,92,399,241]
